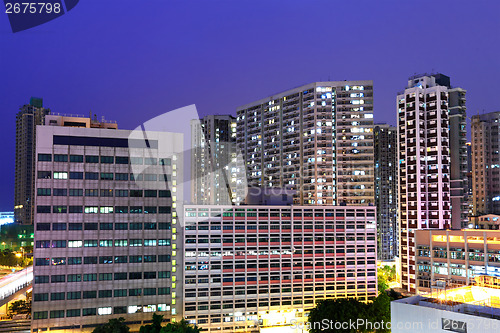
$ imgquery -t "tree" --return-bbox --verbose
[308,298,370,333]
[8,299,30,315]
[308,294,392,333]
[140,313,164,333]
[159,319,201,333]
[92,317,130,333]
[138,314,201,333]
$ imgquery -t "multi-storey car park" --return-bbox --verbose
[32,125,182,332]
[236,81,375,206]
[182,205,377,332]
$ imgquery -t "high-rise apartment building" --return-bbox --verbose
[236,81,374,206]
[374,124,398,260]
[398,74,457,293]
[191,115,239,205]
[15,97,50,225]
[182,205,377,332]
[471,111,500,216]
[448,85,468,229]
[32,125,182,332]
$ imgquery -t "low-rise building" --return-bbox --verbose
[392,276,500,332]
[414,229,500,293]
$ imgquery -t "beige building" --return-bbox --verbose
[471,111,500,216]
[414,229,500,294]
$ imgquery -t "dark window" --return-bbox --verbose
[144,223,157,230]
[70,155,83,162]
[144,272,156,279]
[36,223,50,231]
[100,156,114,164]
[83,308,97,316]
[115,206,128,213]
[85,172,98,180]
[129,256,142,263]
[144,206,157,214]
[130,223,142,230]
[129,272,142,279]
[68,257,82,265]
[100,189,113,197]
[35,258,50,266]
[100,223,113,230]
[114,306,127,314]
[34,293,48,302]
[115,156,129,164]
[130,190,143,197]
[85,189,98,196]
[83,291,97,299]
[144,288,156,295]
[114,256,127,263]
[54,154,68,162]
[66,309,80,317]
[69,172,83,179]
[84,257,97,264]
[37,206,51,213]
[99,257,113,264]
[37,188,51,196]
[99,290,112,298]
[85,155,99,163]
[158,255,171,262]
[51,275,65,283]
[34,276,49,284]
[114,273,127,280]
[100,173,113,180]
[37,171,51,179]
[84,223,98,230]
[67,291,81,300]
[159,223,171,230]
[69,206,83,213]
[53,189,67,196]
[130,206,142,214]
[69,223,82,230]
[115,173,128,181]
[144,190,157,197]
[52,223,67,231]
[115,223,127,230]
[158,287,170,295]
[54,135,158,149]
[143,255,156,262]
[50,310,64,318]
[69,189,83,196]
[38,154,52,161]
[129,288,142,296]
[114,289,127,297]
[159,206,171,214]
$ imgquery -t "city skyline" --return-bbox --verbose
[2,0,500,210]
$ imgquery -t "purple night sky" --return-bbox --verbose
[0,0,499,211]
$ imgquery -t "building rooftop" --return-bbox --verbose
[395,278,500,319]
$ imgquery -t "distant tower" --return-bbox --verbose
[191,115,238,205]
[14,97,50,225]
[374,124,398,260]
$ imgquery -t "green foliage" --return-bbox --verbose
[0,250,20,267]
[308,294,391,333]
[92,317,130,333]
[159,319,201,333]
[140,313,164,333]
[137,314,200,333]
[377,265,396,293]
[8,299,30,315]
